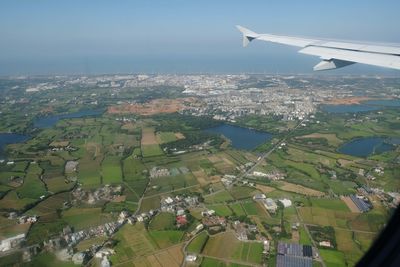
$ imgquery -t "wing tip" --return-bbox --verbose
[236,25,258,47]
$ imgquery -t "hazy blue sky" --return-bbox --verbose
[1,0,400,75]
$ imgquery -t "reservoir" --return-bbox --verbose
[321,104,380,113]
[363,99,400,107]
[321,99,400,114]
[205,124,273,150]
[34,109,103,129]
[338,137,396,157]
[0,133,30,159]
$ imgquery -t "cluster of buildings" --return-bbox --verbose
[0,234,25,252]
[253,194,292,213]
[252,170,285,180]
[71,185,122,205]
[232,220,259,241]
[160,195,199,214]
[150,167,170,178]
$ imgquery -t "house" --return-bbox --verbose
[253,194,266,200]
[279,199,292,208]
[176,215,188,226]
[201,209,215,217]
[263,198,278,213]
[319,241,332,248]
[185,255,197,262]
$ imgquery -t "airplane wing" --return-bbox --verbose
[236,25,400,71]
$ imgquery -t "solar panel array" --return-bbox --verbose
[276,242,313,267]
[277,254,312,267]
[350,195,371,212]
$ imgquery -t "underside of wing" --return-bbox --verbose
[236,25,400,71]
[299,46,400,71]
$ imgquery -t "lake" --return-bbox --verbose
[321,99,400,114]
[363,99,400,107]
[0,133,30,159]
[34,109,103,129]
[321,104,380,113]
[205,124,273,150]
[338,137,396,157]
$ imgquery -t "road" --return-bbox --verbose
[239,118,307,180]
[295,206,327,267]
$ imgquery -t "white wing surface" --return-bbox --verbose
[236,25,400,71]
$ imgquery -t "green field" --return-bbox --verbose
[202,231,263,264]
[148,230,184,249]
[62,207,114,230]
[229,203,247,216]
[187,231,209,253]
[200,257,226,267]
[149,212,176,230]
[206,204,233,216]
[204,190,234,203]
[103,201,138,213]
[229,186,256,200]
[311,198,350,212]
[110,224,157,264]
[242,202,260,216]
[319,249,346,267]
[123,157,147,180]
[101,156,123,184]
[142,144,164,157]
[157,132,178,143]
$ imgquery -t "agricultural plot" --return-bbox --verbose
[297,133,343,147]
[142,144,164,157]
[0,190,36,211]
[62,207,114,230]
[141,127,164,157]
[103,201,138,213]
[156,132,178,144]
[29,192,70,216]
[229,186,258,200]
[187,231,209,254]
[125,179,149,199]
[319,249,347,267]
[202,231,263,264]
[26,219,67,245]
[148,230,184,249]
[229,203,247,216]
[311,198,350,212]
[206,204,233,217]
[0,220,30,240]
[201,257,226,267]
[101,155,123,184]
[17,164,47,199]
[139,195,162,212]
[204,190,233,204]
[110,224,157,264]
[149,212,176,231]
[123,157,147,180]
[149,244,184,267]
[276,181,325,197]
[45,177,74,193]
[145,173,198,196]
[78,149,102,188]
[242,201,261,216]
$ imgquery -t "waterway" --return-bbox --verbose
[205,124,273,150]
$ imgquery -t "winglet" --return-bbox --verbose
[236,25,259,47]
